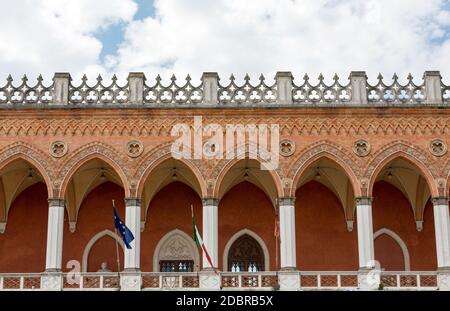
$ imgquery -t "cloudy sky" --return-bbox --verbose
[0,0,449,84]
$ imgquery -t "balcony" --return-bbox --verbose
[0,271,439,291]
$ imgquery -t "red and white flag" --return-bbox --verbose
[191,205,218,274]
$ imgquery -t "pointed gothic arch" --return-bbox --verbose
[374,228,410,271]
[222,229,269,272]
[82,229,125,272]
[153,229,200,272]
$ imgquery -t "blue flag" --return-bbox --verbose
[113,204,134,249]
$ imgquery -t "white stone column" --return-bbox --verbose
[201,198,218,270]
[432,197,450,290]
[278,197,296,270]
[121,198,142,291]
[124,198,141,270]
[42,199,65,291]
[45,199,65,271]
[356,197,378,290]
[199,198,220,290]
[277,197,299,290]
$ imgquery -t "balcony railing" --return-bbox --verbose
[0,71,448,107]
[221,272,278,290]
[0,271,440,290]
[379,271,438,290]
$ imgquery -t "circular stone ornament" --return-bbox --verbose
[353,139,371,157]
[127,140,144,158]
[429,139,447,157]
[279,139,296,157]
[49,141,68,158]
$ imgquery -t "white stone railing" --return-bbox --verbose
[379,271,438,290]
[220,272,279,290]
[0,72,448,107]
[141,272,200,290]
[61,272,120,291]
[0,271,440,290]
[0,273,42,290]
[297,271,359,289]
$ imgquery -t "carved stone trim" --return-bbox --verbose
[125,198,141,207]
[279,139,296,157]
[49,141,68,158]
[432,197,449,205]
[278,197,295,206]
[429,139,447,157]
[48,198,65,207]
[353,139,371,157]
[127,140,144,158]
[0,222,6,234]
[69,221,76,233]
[346,220,354,232]
[202,198,219,206]
[355,197,372,205]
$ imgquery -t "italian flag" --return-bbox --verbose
[191,205,218,274]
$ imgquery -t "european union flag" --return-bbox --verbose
[113,203,134,249]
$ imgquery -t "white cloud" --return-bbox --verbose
[109,0,450,83]
[0,0,449,84]
[0,0,137,81]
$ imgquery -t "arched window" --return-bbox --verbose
[153,229,200,272]
[227,234,265,272]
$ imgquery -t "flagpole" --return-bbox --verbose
[112,200,121,289]
[275,202,280,290]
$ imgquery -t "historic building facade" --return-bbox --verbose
[0,71,449,290]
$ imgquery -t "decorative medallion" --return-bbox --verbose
[429,139,447,157]
[49,141,68,158]
[127,140,144,158]
[279,139,295,157]
[353,139,371,157]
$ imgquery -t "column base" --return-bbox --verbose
[41,271,63,291]
[437,268,450,291]
[199,271,221,290]
[358,268,380,290]
[278,271,300,290]
[120,271,142,291]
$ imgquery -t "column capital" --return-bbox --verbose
[48,198,65,207]
[202,198,219,206]
[432,197,449,205]
[355,196,372,205]
[125,198,141,207]
[278,197,295,206]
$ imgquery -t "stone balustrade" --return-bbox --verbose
[0,72,448,107]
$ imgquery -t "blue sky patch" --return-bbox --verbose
[96,0,155,63]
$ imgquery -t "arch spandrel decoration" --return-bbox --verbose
[132,142,207,199]
[286,140,362,198]
[210,142,284,199]
[56,142,131,198]
[153,229,200,272]
[0,142,55,198]
[443,158,450,197]
[364,141,439,197]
